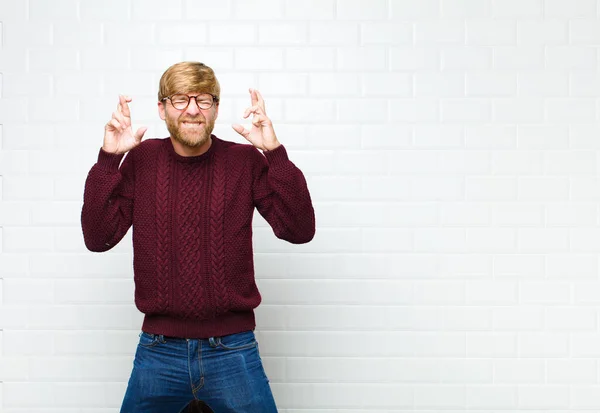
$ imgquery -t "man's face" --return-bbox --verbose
[159,92,219,149]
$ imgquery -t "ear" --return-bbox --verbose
[158,100,166,120]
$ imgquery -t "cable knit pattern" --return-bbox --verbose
[177,162,207,320]
[155,146,171,313]
[81,136,315,338]
[209,151,228,316]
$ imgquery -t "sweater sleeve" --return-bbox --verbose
[251,144,316,244]
[81,148,135,252]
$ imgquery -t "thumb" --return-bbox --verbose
[232,123,250,139]
[134,126,148,142]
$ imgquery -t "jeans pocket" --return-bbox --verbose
[138,331,159,348]
[216,331,258,351]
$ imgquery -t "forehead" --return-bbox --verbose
[173,91,213,97]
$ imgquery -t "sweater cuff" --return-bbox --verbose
[96,148,125,172]
[263,144,290,170]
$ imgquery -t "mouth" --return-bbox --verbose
[181,121,203,127]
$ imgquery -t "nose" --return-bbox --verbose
[185,98,201,115]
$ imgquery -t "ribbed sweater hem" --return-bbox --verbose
[141,311,256,339]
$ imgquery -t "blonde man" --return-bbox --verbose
[81,62,315,413]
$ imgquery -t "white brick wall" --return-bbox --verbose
[2,0,600,411]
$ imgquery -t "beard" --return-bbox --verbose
[165,113,215,149]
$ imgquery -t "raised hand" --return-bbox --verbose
[232,88,280,152]
[103,95,148,155]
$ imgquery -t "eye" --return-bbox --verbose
[171,94,188,104]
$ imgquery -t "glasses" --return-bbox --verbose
[162,93,219,110]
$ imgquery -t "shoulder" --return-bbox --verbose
[214,136,263,161]
[136,138,168,152]
[127,138,169,159]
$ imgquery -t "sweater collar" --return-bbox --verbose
[165,135,219,163]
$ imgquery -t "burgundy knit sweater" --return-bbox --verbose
[81,136,315,338]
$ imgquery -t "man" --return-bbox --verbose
[81,62,315,413]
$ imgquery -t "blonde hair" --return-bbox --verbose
[158,61,220,102]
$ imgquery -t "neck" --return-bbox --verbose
[170,136,213,157]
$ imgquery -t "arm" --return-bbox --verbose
[232,88,315,243]
[81,149,134,252]
[81,94,147,252]
[252,145,315,243]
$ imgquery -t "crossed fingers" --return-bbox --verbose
[107,95,132,131]
[243,89,270,126]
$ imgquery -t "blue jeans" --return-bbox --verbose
[120,330,278,413]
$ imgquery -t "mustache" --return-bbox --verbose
[180,118,204,123]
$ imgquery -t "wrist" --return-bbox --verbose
[263,141,281,152]
[102,144,128,155]
[97,147,125,171]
